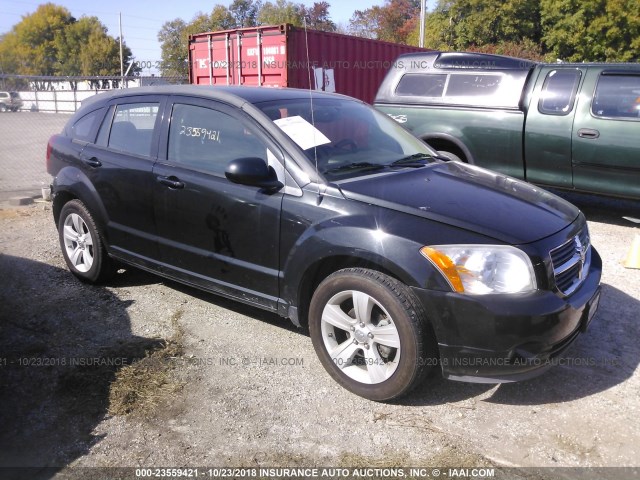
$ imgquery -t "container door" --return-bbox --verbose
[189,28,288,88]
[189,33,234,86]
[572,70,640,198]
[524,67,584,188]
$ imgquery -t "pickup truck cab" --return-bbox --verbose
[375,52,640,199]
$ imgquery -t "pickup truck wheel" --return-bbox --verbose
[309,268,432,401]
[58,200,115,283]
[436,150,463,162]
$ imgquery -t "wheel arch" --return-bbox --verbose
[421,134,474,164]
[52,167,110,240]
[293,255,402,330]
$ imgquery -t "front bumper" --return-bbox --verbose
[411,248,602,383]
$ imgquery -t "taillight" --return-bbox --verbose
[46,136,54,174]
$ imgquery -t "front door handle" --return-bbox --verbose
[577,128,600,139]
[157,175,185,189]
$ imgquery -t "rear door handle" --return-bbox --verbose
[81,156,101,168]
[577,128,600,139]
[157,175,185,189]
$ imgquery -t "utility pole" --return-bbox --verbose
[119,12,124,88]
[419,0,426,48]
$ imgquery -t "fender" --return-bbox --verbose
[52,165,110,241]
[280,214,453,312]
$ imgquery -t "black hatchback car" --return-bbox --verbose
[47,86,601,401]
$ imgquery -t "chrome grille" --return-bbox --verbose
[550,226,590,296]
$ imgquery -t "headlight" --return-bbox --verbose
[420,245,537,295]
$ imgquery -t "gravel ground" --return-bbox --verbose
[0,192,639,479]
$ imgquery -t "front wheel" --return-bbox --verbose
[58,200,116,283]
[309,268,434,401]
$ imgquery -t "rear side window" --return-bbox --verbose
[70,109,104,142]
[392,70,528,108]
[108,103,159,157]
[395,74,447,97]
[592,74,640,119]
[538,70,582,115]
[445,74,503,97]
[167,104,267,175]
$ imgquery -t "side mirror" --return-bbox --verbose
[225,157,283,191]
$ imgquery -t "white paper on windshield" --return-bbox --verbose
[274,115,331,150]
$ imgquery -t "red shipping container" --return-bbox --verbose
[188,24,428,104]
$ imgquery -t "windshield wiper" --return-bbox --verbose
[389,153,435,167]
[324,162,387,174]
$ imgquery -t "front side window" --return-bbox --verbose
[167,104,267,175]
[538,70,582,115]
[592,74,640,119]
[108,103,159,157]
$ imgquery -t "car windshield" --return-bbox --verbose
[255,97,438,180]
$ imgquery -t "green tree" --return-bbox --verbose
[541,0,640,61]
[348,7,382,39]
[230,0,262,27]
[257,0,305,26]
[158,19,188,77]
[302,2,337,32]
[415,0,540,50]
[158,6,236,78]
[0,3,136,77]
[1,3,73,75]
[348,0,419,44]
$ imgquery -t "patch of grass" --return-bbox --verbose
[108,310,185,417]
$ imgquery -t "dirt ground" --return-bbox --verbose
[0,192,639,480]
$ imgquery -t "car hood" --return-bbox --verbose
[337,161,580,245]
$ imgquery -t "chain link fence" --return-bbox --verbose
[0,75,186,201]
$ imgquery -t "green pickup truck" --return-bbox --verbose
[375,52,640,199]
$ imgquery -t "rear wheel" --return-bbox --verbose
[58,200,116,283]
[309,268,433,401]
[0,105,7,113]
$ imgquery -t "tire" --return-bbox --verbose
[309,268,433,401]
[0,105,6,113]
[58,200,116,283]
[436,150,463,163]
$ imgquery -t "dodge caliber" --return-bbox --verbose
[46,86,602,401]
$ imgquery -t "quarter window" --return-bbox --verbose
[592,74,640,119]
[167,104,267,175]
[70,109,104,142]
[108,103,159,157]
[538,70,581,115]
